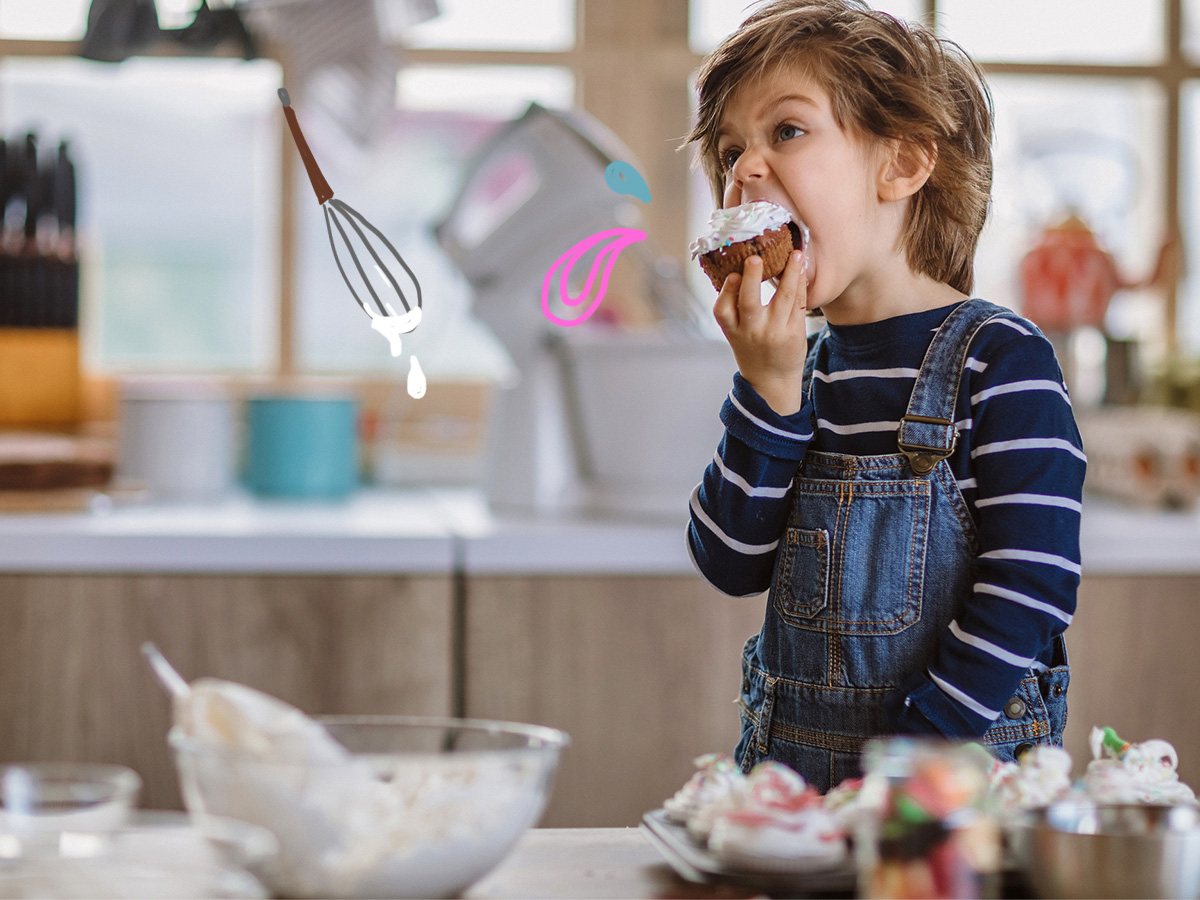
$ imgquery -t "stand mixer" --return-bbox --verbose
[435,103,735,516]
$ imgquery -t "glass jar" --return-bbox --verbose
[856,738,1001,899]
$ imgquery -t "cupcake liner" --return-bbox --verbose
[699,225,795,291]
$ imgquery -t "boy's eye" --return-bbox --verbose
[776,123,803,142]
[719,148,741,171]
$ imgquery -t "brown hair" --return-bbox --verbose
[686,0,993,294]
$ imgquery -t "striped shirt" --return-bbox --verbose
[687,300,1086,738]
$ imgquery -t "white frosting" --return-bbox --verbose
[1083,727,1197,805]
[689,200,799,258]
[663,753,745,825]
[989,746,1073,813]
[708,806,846,869]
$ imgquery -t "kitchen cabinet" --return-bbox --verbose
[0,573,454,809]
[463,575,764,828]
[0,491,1198,824]
[1063,574,1200,787]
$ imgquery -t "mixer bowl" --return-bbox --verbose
[1020,802,1200,899]
[171,715,569,899]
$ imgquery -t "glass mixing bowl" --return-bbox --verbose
[171,715,569,899]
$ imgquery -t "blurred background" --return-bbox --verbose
[1,0,1199,831]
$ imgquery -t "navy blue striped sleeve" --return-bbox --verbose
[687,373,814,597]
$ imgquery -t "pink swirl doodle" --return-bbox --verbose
[541,227,647,327]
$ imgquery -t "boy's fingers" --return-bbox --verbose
[736,256,766,325]
[772,250,807,327]
[712,272,741,332]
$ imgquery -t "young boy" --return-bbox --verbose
[685,0,1085,791]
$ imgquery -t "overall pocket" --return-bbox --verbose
[773,477,933,635]
[770,527,830,624]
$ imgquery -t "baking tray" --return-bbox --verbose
[640,808,856,897]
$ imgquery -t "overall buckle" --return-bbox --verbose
[897,414,957,475]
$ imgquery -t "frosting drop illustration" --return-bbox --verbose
[541,227,648,327]
[407,355,426,399]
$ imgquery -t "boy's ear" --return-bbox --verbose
[878,138,936,202]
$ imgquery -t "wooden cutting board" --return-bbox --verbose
[0,431,114,491]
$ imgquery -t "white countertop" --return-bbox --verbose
[0,488,1193,576]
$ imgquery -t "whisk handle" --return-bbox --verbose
[279,90,334,206]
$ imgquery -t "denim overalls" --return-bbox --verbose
[734,299,1071,791]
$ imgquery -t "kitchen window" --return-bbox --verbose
[2,0,1199,375]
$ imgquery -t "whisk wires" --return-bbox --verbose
[325,198,422,316]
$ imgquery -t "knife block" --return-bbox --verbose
[0,327,81,426]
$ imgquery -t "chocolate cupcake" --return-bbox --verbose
[690,201,808,291]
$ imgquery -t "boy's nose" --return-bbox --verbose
[731,146,769,185]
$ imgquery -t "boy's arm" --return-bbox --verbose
[687,372,815,597]
[887,321,1085,738]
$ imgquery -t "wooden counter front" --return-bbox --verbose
[0,573,454,809]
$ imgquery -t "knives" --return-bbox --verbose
[54,141,78,328]
[20,132,41,326]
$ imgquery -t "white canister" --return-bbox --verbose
[118,379,237,502]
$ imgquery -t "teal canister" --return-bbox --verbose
[244,392,360,498]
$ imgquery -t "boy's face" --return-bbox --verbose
[716,64,901,315]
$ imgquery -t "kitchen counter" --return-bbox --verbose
[0,487,1195,575]
[465,828,736,900]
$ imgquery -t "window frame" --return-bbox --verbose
[0,0,1194,369]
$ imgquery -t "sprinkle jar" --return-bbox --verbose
[856,738,1001,899]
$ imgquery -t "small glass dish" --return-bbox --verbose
[0,763,141,836]
[0,810,276,899]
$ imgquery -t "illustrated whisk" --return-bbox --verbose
[278,88,422,332]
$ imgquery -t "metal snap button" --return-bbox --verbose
[1051,684,1064,698]
[1015,742,1035,759]
[1004,697,1027,719]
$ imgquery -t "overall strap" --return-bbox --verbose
[897,299,1016,475]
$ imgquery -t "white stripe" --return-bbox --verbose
[975,582,1074,624]
[685,523,763,599]
[928,670,1001,720]
[948,620,1036,668]
[957,477,977,490]
[817,418,899,435]
[728,391,812,441]
[971,379,1071,406]
[712,451,791,499]
[981,547,1081,575]
[965,357,988,372]
[813,366,918,383]
[956,417,973,431]
[689,485,779,555]
[991,318,1032,336]
[972,437,1087,462]
[1030,660,1049,673]
[975,493,1082,512]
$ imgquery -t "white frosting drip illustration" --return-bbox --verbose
[368,305,422,358]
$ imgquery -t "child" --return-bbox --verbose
[685,0,1084,791]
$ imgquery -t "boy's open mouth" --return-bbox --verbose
[786,220,807,252]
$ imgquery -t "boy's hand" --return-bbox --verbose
[713,250,809,415]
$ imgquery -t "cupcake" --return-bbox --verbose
[689,200,808,291]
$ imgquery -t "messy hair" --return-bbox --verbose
[686,0,993,294]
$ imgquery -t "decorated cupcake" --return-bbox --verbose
[689,200,807,291]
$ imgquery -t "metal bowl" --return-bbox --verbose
[171,715,569,899]
[1021,802,1200,899]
